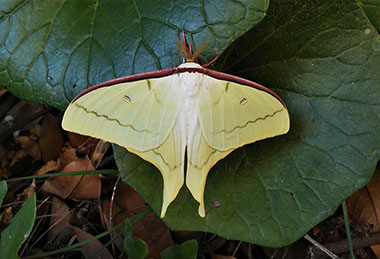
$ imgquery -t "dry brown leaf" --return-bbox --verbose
[5,150,15,160]
[9,149,27,167]
[0,207,13,226]
[27,142,41,160]
[103,197,173,259]
[7,101,43,127]
[1,157,8,168]
[59,154,94,172]
[67,132,89,148]
[41,174,82,199]
[66,132,98,149]
[92,140,110,168]
[41,155,98,199]
[35,160,60,175]
[30,124,42,138]
[59,148,81,166]
[68,174,101,200]
[39,113,64,162]
[18,135,35,147]
[347,170,380,230]
[0,87,7,97]
[71,226,113,259]
[346,170,380,256]
[16,179,36,201]
[48,197,71,240]
[136,212,173,258]
[114,182,146,211]
[102,200,124,251]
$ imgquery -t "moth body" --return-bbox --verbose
[176,62,203,148]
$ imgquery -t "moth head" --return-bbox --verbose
[176,37,209,63]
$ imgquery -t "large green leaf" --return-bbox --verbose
[4,0,380,248]
[360,0,380,30]
[115,0,380,247]
[0,0,268,110]
[0,194,36,259]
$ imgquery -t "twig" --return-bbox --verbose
[0,106,52,142]
[308,231,380,257]
[342,200,355,259]
[304,233,339,258]
[109,176,120,257]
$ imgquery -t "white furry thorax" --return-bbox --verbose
[176,62,205,144]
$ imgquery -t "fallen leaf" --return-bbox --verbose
[0,207,13,226]
[347,170,380,230]
[27,142,41,160]
[41,174,82,199]
[39,113,64,162]
[67,132,89,148]
[114,182,146,211]
[59,148,81,166]
[102,199,124,252]
[17,135,35,147]
[41,155,100,200]
[68,174,101,200]
[16,179,36,201]
[30,124,42,138]
[6,101,43,128]
[9,149,27,167]
[91,140,110,168]
[35,160,60,175]
[1,157,7,168]
[72,226,113,259]
[67,132,98,150]
[48,197,71,240]
[5,150,15,160]
[346,170,380,256]
[103,196,173,259]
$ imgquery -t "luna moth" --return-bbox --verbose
[62,41,290,218]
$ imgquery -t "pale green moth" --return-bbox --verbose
[62,40,290,217]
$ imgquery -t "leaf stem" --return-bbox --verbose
[342,200,354,259]
[6,169,118,182]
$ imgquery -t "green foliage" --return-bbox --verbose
[161,239,198,259]
[0,194,36,259]
[123,219,148,259]
[2,0,380,248]
[360,0,380,30]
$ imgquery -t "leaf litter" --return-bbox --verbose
[1,88,380,258]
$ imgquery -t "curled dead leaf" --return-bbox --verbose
[347,170,380,256]
[103,198,173,259]
[39,113,64,163]
[41,155,100,200]
[48,197,71,240]
[114,182,146,211]
[35,160,60,175]
[72,226,113,259]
